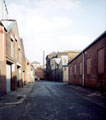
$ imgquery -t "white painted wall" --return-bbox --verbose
[63,67,68,82]
[6,64,11,92]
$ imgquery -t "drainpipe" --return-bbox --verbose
[82,52,85,87]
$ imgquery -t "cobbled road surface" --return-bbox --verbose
[19,81,106,120]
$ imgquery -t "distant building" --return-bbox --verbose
[46,52,57,81]
[32,61,41,80]
[46,51,80,82]
[68,31,106,90]
[32,61,40,69]
[25,59,35,84]
[37,68,46,80]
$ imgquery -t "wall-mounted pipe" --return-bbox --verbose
[82,52,85,86]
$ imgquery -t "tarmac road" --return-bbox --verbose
[19,81,106,120]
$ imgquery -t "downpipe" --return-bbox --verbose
[82,52,85,87]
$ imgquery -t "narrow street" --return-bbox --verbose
[18,81,106,120]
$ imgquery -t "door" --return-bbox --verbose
[63,67,68,82]
[17,67,20,87]
[6,64,11,92]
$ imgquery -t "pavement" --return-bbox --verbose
[68,84,106,99]
[0,82,35,107]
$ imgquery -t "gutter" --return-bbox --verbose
[68,31,106,65]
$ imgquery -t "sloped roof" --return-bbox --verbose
[7,21,17,32]
[47,52,57,59]
[0,22,7,32]
[68,31,106,64]
[32,61,40,64]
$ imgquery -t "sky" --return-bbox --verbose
[5,0,106,64]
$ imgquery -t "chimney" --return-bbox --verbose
[43,50,45,68]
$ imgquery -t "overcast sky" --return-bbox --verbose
[6,0,106,64]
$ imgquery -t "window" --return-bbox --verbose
[11,39,14,57]
[87,58,91,74]
[98,48,104,73]
[80,62,82,75]
[18,48,21,62]
[74,65,76,75]
[15,39,17,60]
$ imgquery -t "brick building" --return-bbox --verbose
[0,22,7,95]
[0,21,35,96]
[46,52,57,81]
[25,58,31,84]
[37,68,46,80]
[32,61,40,80]
[68,31,106,90]
[0,0,35,96]
[46,51,80,81]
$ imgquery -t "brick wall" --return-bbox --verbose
[69,32,106,90]
[0,24,6,95]
[25,59,31,84]
[37,68,45,80]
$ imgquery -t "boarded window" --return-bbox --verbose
[98,48,104,73]
[70,66,73,76]
[87,58,91,74]
[80,62,82,75]
[74,65,76,75]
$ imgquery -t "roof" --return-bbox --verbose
[57,50,80,55]
[32,61,40,64]
[0,22,7,32]
[46,50,80,59]
[68,31,106,65]
[7,21,17,32]
[46,52,57,59]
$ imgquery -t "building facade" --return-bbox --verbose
[0,21,35,95]
[37,68,46,80]
[0,0,35,96]
[46,51,80,82]
[0,22,7,95]
[32,61,41,80]
[68,31,106,90]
